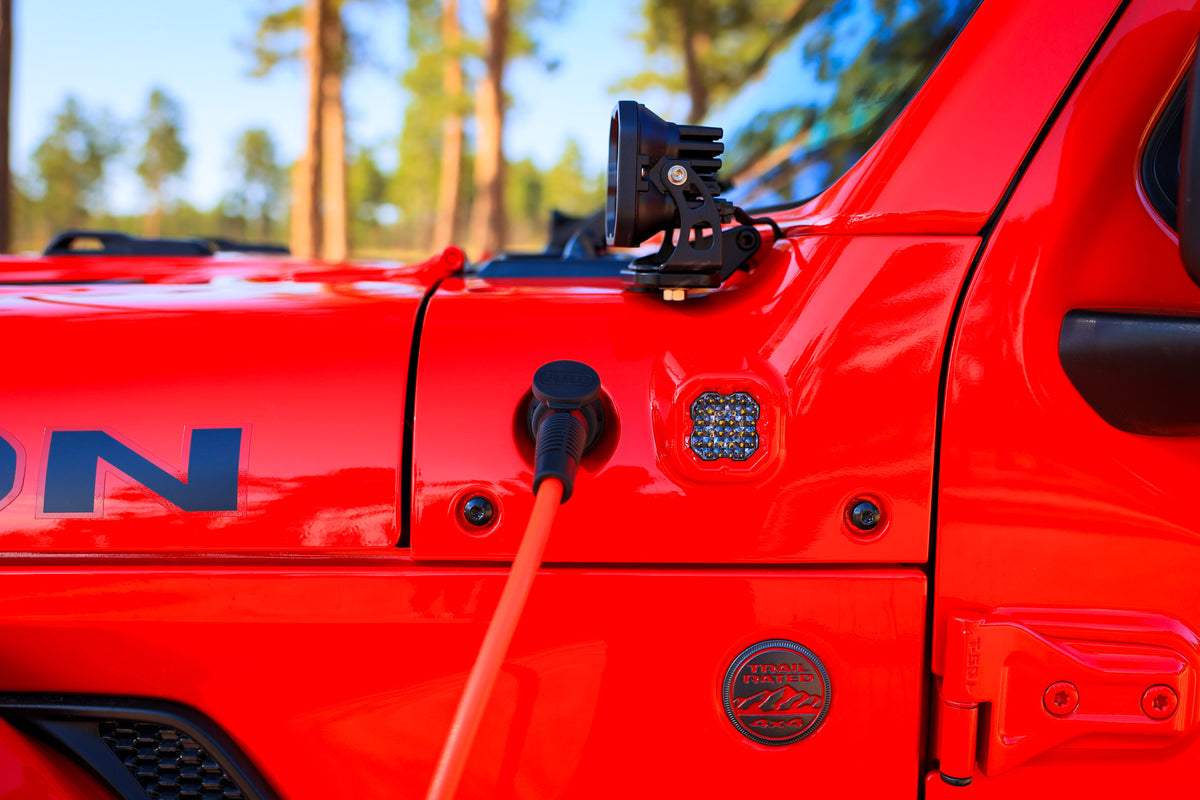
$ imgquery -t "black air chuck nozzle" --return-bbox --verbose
[527,360,606,503]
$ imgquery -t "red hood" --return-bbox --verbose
[0,247,463,552]
[0,247,462,286]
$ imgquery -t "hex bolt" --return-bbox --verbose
[1043,681,1079,716]
[1142,685,1178,720]
[848,499,883,532]
[462,496,496,527]
[666,164,688,186]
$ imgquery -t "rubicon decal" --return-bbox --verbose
[722,639,830,746]
[0,427,249,518]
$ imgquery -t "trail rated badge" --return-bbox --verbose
[722,639,831,746]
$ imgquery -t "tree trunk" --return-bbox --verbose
[679,2,709,124]
[431,0,464,252]
[146,186,163,238]
[0,0,12,252]
[467,0,508,259]
[259,201,271,241]
[290,158,309,254]
[292,0,326,260]
[320,7,347,262]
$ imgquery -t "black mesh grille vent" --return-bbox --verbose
[100,720,246,800]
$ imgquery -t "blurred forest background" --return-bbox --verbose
[0,0,950,260]
[1,0,617,259]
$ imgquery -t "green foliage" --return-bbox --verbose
[245,0,366,77]
[247,3,305,77]
[503,138,602,247]
[509,0,570,62]
[808,0,959,131]
[401,0,473,114]
[228,127,286,239]
[542,138,601,216]
[136,88,189,205]
[391,0,469,250]
[614,0,808,122]
[348,145,390,247]
[29,95,122,233]
[11,177,43,253]
[723,0,969,199]
[15,1,597,257]
[158,201,222,240]
[85,201,273,248]
[617,0,971,204]
[392,49,445,249]
[505,156,542,243]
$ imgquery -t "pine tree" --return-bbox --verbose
[30,96,121,236]
[230,128,286,240]
[430,0,466,252]
[615,0,811,124]
[136,88,189,237]
[0,0,13,252]
[465,0,569,258]
[249,0,353,259]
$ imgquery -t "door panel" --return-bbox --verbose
[933,0,1200,792]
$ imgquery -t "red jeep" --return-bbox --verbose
[0,0,1195,797]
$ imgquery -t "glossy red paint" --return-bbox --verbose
[0,0,1191,795]
[772,0,1125,236]
[934,0,1200,790]
[0,717,112,799]
[0,565,925,798]
[413,235,976,562]
[0,276,427,551]
[937,610,1195,777]
[0,244,463,286]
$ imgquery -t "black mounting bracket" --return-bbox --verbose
[606,102,775,294]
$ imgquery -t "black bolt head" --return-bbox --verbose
[463,496,495,527]
[849,500,882,532]
[735,228,760,251]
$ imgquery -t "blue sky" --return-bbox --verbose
[12,0,646,214]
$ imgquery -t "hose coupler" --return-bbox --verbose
[527,360,605,503]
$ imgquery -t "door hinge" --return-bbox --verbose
[934,609,1195,785]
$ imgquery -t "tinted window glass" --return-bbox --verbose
[1142,83,1184,229]
[719,0,981,208]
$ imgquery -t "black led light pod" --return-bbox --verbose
[607,101,726,247]
[606,101,766,292]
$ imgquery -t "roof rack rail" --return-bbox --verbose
[44,230,215,257]
[203,237,290,255]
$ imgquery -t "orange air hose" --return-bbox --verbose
[424,476,565,800]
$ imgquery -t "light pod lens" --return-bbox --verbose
[688,391,760,461]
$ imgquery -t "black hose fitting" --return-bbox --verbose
[527,360,605,503]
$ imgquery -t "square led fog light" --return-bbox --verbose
[688,391,760,461]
